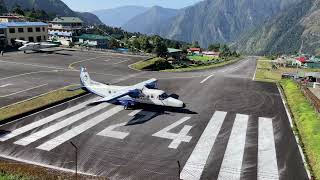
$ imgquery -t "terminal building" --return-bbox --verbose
[48,17,83,46]
[0,22,48,48]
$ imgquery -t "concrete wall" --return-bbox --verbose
[6,25,48,46]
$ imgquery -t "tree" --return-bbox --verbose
[153,37,168,57]
[108,38,120,49]
[139,36,153,53]
[192,41,200,48]
[208,43,221,51]
[12,5,24,15]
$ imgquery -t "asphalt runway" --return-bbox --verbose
[0,50,309,179]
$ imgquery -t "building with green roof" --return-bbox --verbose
[167,48,183,59]
[78,34,112,48]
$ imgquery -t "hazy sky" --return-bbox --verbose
[61,0,203,12]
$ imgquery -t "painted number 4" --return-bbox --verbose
[152,117,193,149]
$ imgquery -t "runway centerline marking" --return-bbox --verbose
[217,114,249,180]
[14,102,110,146]
[0,83,48,98]
[258,117,279,180]
[0,83,12,88]
[200,75,214,84]
[180,111,227,180]
[37,106,123,151]
[0,97,100,142]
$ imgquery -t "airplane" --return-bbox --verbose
[78,67,186,109]
[15,40,59,53]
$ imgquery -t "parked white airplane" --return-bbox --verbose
[79,67,186,109]
[15,40,58,53]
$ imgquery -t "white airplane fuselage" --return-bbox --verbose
[18,43,57,52]
[80,69,185,108]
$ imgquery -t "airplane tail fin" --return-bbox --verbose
[80,67,91,87]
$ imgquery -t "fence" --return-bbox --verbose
[299,83,320,113]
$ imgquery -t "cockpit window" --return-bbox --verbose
[159,93,169,100]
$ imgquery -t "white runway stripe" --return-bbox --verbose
[180,111,227,180]
[37,106,123,151]
[0,97,99,142]
[217,114,249,180]
[14,102,110,146]
[128,109,142,117]
[258,117,279,180]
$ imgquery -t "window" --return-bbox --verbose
[43,36,46,40]
[28,37,34,42]
[42,27,45,32]
[19,37,25,41]
[151,95,154,99]
[36,36,41,42]
[9,28,15,33]
[36,27,41,32]
[0,29,4,34]
[28,28,33,32]
[18,28,24,33]
[159,93,169,100]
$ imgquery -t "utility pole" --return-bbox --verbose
[70,141,78,180]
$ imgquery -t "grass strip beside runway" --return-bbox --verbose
[0,159,106,180]
[131,56,241,72]
[0,86,86,123]
[280,79,320,179]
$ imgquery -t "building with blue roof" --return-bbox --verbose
[0,21,48,47]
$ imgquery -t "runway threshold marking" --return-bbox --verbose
[258,117,279,180]
[97,122,129,139]
[37,106,123,151]
[14,103,111,146]
[0,97,100,142]
[200,75,214,84]
[180,111,227,180]
[0,83,48,98]
[217,114,249,180]
[0,83,12,88]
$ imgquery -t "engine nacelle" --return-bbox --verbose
[145,81,158,89]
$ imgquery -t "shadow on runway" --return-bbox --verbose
[25,51,73,56]
[125,104,197,126]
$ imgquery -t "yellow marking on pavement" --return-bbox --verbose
[68,56,106,70]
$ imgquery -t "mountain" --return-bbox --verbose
[121,0,302,47]
[2,0,103,24]
[0,0,6,14]
[122,6,179,35]
[233,0,320,55]
[92,6,148,27]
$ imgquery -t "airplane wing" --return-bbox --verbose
[132,78,157,89]
[91,90,131,103]
[15,39,29,44]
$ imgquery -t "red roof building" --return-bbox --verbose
[296,56,308,63]
[188,48,202,54]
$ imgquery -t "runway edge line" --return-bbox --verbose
[277,84,311,179]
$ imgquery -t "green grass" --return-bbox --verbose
[131,57,164,70]
[187,55,218,61]
[161,58,240,72]
[280,79,320,179]
[0,85,86,122]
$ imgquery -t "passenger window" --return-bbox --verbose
[109,91,111,94]
[151,95,154,98]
